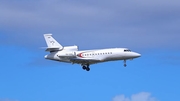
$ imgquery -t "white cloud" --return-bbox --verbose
[0,0,179,29]
[113,95,130,101]
[0,99,18,101]
[113,92,159,101]
[0,0,113,29]
[0,0,180,50]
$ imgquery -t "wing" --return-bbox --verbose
[70,58,101,65]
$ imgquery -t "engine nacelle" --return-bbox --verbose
[63,45,78,51]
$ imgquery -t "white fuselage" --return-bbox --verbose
[45,48,141,64]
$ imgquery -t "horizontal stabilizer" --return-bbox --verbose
[45,47,61,51]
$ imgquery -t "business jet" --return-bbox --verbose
[43,34,141,71]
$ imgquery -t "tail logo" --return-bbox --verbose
[50,41,55,45]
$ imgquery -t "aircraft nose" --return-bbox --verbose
[134,53,141,58]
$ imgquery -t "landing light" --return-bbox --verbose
[44,55,48,59]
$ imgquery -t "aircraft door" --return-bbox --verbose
[74,52,76,56]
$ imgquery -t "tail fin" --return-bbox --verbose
[44,34,63,51]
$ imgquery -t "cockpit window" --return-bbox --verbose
[124,49,131,52]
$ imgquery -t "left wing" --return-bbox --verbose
[70,58,102,64]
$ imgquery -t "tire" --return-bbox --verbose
[86,67,90,71]
[82,66,86,70]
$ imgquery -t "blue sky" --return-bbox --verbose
[0,0,180,101]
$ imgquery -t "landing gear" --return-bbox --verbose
[82,66,86,70]
[124,60,127,67]
[82,64,90,71]
[86,67,90,71]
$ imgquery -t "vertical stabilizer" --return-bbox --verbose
[44,34,63,51]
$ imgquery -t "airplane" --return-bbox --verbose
[43,34,141,71]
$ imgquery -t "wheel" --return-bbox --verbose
[86,67,90,71]
[82,66,86,70]
[124,64,127,67]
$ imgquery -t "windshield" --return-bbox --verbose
[124,49,131,52]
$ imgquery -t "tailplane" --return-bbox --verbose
[44,34,63,51]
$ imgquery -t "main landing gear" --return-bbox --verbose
[124,60,127,67]
[82,64,90,71]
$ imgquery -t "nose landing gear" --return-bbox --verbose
[124,60,127,67]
